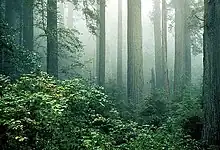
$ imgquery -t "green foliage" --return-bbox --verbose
[0,73,201,149]
[0,18,39,78]
[170,84,203,125]
[138,92,168,126]
[128,119,200,150]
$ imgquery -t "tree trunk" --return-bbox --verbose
[184,0,191,85]
[67,3,73,28]
[0,0,3,16]
[23,0,34,52]
[151,68,156,93]
[0,0,5,74]
[58,2,65,26]
[162,0,169,94]
[117,0,123,89]
[47,0,58,78]
[127,0,144,104]
[202,0,220,147]
[97,0,105,87]
[96,0,100,85]
[4,0,17,76]
[153,0,163,89]
[174,0,186,96]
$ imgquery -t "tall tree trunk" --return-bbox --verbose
[96,0,100,84]
[5,1,17,29]
[23,0,34,52]
[174,0,186,96]
[0,0,3,15]
[97,0,105,87]
[162,0,169,94]
[4,0,16,76]
[117,0,123,89]
[0,0,4,74]
[58,2,65,26]
[202,0,220,148]
[127,0,144,104]
[153,0,163,89]
[184,0,191,85]
[67,3,73,28]
[47,0,58,78]
[19,0,23,46]
[151,68,156,93]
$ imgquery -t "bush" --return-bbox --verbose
[0,72,201,149]
[0,19,39,78]
[127,118,200,150]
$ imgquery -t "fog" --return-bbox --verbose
[31,0,203,96]
[59,0,203,92]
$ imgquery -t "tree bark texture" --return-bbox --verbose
[127,0,144,104]
[47,0,58,78]
[117,0,123,89]
[202,0,220,147]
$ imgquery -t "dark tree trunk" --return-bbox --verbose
[4,0,17,76]
[96,0,99,85]
[0,0,5,74]
[184,0,191,86]
[202,0,220,148]
[151,68,156,93]
[0,0,4,18]
[153,0,163,89]
[162,0,169,95]
[23,0,34,52]
[97,0,105,87]
[47,0,58,78]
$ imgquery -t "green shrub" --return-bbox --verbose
[0,72,137,149]
[0,72,201,150]
[127,118,200,150]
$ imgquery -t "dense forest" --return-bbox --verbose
[0,0,219,149]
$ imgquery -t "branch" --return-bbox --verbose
[195,15,204,22]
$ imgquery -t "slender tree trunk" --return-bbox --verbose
[67,3,73,28]
[5,1,17,29]
[202,0,220,148]
[162,0,169,94]
[97,0,105,87]
[184,0,191,85]
[117,0,123,89]
[153,0,163,89]
[23,0,34,52]
[47,0,58,78]
[0,0,2,14]
[19,0,23,46]
[151,68,156,93]
[174,0,186,96]
[127,0,144,104]
[4,0,16,76]
[0,0,4,74]
[58,2,65,26]
[96,0,100,84]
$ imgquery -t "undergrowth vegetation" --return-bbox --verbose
[0,73,202,150]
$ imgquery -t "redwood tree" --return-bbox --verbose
[96,0,105,87]
[153,0,163,89]
[47,0,58,78]
[23,0,34,52]
[202,0,220,147]
[117,0,123,89]
[127,0,144,104]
